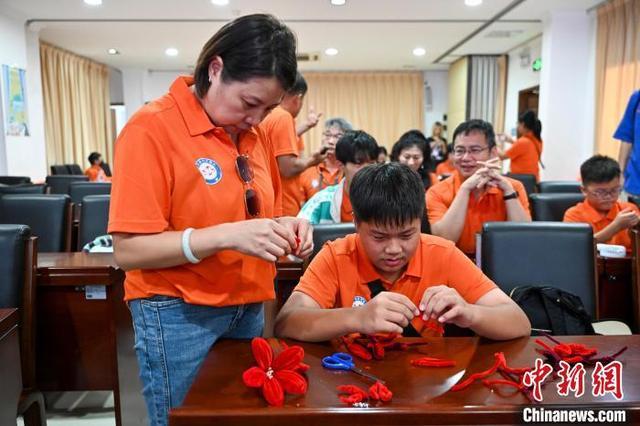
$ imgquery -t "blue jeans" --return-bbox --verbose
[128,296,264,426]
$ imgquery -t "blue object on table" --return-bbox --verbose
[321,352,384,383]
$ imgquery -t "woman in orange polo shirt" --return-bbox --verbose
[390,130,438,189]
[108,15,312,426]
[499,110,544,181]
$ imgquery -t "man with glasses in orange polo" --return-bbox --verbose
[426,119,531,256]
[564,155,640,252]
[300,117,353,199]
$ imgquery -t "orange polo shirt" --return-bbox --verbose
[436,159,455,177]
[340,187,353,222]
[108,76,282,306]
[84,165,110,182]
[426,171,530,255]
[301,161,344,199]
[294,233,497,337]
[505,133,542,181]
[260,107,306,216]
[564,200,639,251]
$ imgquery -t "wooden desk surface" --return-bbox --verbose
[170,335,640,425]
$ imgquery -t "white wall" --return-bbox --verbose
[0,13,47,180]
[538,10,596,181]
[120,69,186,120]
[504,37,542,136]
[424,70,449,139]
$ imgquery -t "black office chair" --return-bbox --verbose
[480,222,596,318]
[0,176,31,185]
[506,173,537,196]
[0,195,71,252]
[0,184,46,195]
[311,223,356,259]
[78,195,110,250]
[45,175,88,194]
[0,225,46,425]
[538,181,582,194]
[49,165,68,175]
[101,162,112,177]
[65,164,84,175]
[69,182,111,204]
[529,193,585,221]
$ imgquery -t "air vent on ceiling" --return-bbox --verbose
[296,52,320,62]
[485,29,524,38]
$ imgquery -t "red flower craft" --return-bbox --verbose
[242,337,308,406]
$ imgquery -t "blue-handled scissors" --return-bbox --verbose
[321,352,385,383]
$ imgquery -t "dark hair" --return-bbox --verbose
[350,162,425,227]
[452,119,496,150]
[580,155,621,185]
[88,152,101,164]
[193,14,297,97]
[335,130,379,165]
[378,146,388,156]
[390,129,434,185]
[287,71,307,95]
[519,110,542,140]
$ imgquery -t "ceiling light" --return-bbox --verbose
[165,48,179,57]
[465,0,482,6]
[413,47,426,57]
[107,48,119,55]
[331,0,346,5]
[211,0,229,5]
[83,0,102,5]
[324,48,339,56]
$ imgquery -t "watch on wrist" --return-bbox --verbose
[503,191,519,201]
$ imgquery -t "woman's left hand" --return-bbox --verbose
[274,217,314,259]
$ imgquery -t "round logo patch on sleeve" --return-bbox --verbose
[195,158,222,185]
[352,296,367,307]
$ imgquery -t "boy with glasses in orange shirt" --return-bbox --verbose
[564,155,640,251]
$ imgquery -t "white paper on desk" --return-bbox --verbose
[85,285,107,300]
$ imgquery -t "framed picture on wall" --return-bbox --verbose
[1,65,30,137]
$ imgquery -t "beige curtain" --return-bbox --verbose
[448,57,468,135]
[40,42,113,169]
[595,0,640,158]
[299,72,424,154]
[494,55,508,133]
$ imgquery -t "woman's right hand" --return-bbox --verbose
[223,219,298,262]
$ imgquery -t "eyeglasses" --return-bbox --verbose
[585,187,622,199]
[236,155,260,217]
[452,146,489,157]
[322,132,344,140]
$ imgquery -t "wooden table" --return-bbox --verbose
[596,256,635,329]
[0,308,22,426]
[170,335,640,425]
[36,252,304,426]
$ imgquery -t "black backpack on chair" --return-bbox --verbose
[510,286,595,336]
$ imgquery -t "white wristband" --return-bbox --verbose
[181,228,201,264]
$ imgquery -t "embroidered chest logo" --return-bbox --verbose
[195,158,222,185]
[352,296,367,307]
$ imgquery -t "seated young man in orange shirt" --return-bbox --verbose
[84,152,111,182]
[426,119,530,256]
[275,162,531,341]
[564,155,640,250]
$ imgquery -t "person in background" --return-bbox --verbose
[275,162,531,342]
[616,90,640,198]
[84,152,111,182]
[564,155,639,251]
[390,130,436,189]
[435,143,455,179]
[300,117,352,199]
[261,72,328,216]
[108,15,313,425]
[426,121,448,166]
[297,130,378,225]
[497,110,543,181]
[377,146,388,164]
[427,119,530,256]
